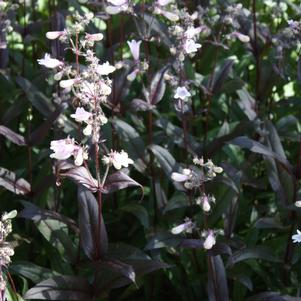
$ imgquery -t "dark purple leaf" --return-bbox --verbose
[229,136,293,174]
[144,232,182,250]
[227,246,281,267]
[254,218,284,229]
[16,76,54,117]
[0,125,26,146]
[149,66,168,105]
[101,259,136,284]
[23,275,92,300]
[103,171,142,194]
[246,292,301,301]
[211,59,234,95]
[28,105,64,146]
[121,204,149,228]
[78,186,108,260]
[0,167,31,195]
[207,255,229,301]
[57,161,99,193]
[237,89,257,121]
[149,144,178,176]
[95,258,169,296]
[130,98,154,112]
[19,201,78,234]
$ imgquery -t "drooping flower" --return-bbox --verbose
[185,26,202,39]
[46,31,66,40]
[171,218,195,235]
[70,107,92,123]
[127,68,139,81]
[203,230,216,250]
[230,31,250,43]
[184,39,202,54]
[102,150,134,170]
[96,61,116,75]
[50,138,76,161]
[127,40,142,61]
[37,53,63,69]
[106,0,129,14]
[157,0,173,5]
[59,78,78,89]
[174,86,191,100]
[295,200,301,207]
[161,10,179,22]
[171,168,192,182]
[50,138,88,166]
[85,33,104,42]
[292,230,301,243]
[196,194,216,212]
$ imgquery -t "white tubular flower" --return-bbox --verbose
[83,124,93,136]
[85,33,104,42]
[106,0,129,14]
[174,86,191,100]
[46,31,65,40]
[60,78,78,89]
[102,150,134,170]
[127,69,139,81]
[185,26,202,39]
[50,138,87,166]
[196,194,215,213]
[100,81,112,95]
[171,218,194,235]
[161,10,179,22]
[37,53,63,69]
[50,138,76,161]
[203,230,216,250]
[295,201,301,207]
[107,0,127,4]
[73,146,88,166]
[157,0,173,6]
[97,61,116,75]
[184,39,202,54]
[230,31,250,43]
[70,107,92,123]
[171,168,191,182]
[127,40,142,61]
[292,230,301,243]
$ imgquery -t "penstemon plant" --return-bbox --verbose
[2,0,301,300]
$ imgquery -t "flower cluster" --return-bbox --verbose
[170,157,223,249]
[0,210,17,300]
[37,12,134,189]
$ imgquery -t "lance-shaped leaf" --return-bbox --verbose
[0,167,31,195]
[149,144,178,176]
[227,246,281,267]
[0,125,26,146]
[103,171,142,194]
[57,161,99,193]
[237,88,257,121]
[28,105,64,146]
[211,59,235,95]
[10,261,61,284]
[16,76,54,117]
[148,66,168,105]
[78,186,108,260]
[24,275,92,300]
[19,200,78,233]
[207,255,229,301]
[228,136,293,174]
[100,259,136,284]
[94,258,169,296]
[130,98,154,112]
